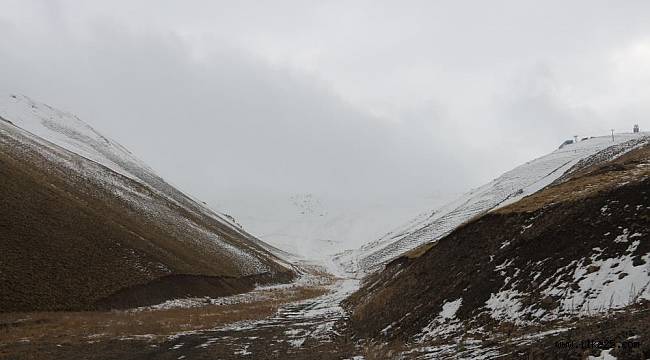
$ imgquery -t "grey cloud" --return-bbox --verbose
[0,20,465,211]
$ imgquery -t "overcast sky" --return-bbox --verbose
[1,0,649,225]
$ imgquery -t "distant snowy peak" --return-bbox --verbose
[340,132,649,275]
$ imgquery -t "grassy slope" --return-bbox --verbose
[0,122,292,312]
[345,144,650,344]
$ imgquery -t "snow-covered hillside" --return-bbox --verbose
[0,95,251,235]
[338,132,649,275]
[0,94,290,277]
[0,94,153,181]
[217,192,454,274]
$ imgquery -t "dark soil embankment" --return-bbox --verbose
[95,272,294,310]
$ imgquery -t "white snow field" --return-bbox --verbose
[337,132,649,275]
[0,94,290,276]
[220,192,454,275]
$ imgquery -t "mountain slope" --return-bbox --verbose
[344,141,650,358]
[0,95,293,312]
[336,133,648,275]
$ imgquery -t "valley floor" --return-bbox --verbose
[0,273,363,360]
[2,271,650,359]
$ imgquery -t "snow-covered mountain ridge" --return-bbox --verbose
[337,132,649,275]
[0,94,250,236]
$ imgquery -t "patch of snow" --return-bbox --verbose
[588,348,617,360]
[485,290,526,323]
[287,338,306,348]
[495,259,514,271]
[614,229,629,243]
[439,298,462,320]
[546,251,650,315]
[283,329,304,337]
[419,298,464,341]
[234,345,252,355]
[380,324,394,336]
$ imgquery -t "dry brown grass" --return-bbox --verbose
[360,340,407,360]
[403,242,436,259]
[0,286,327,345]
[0,125,293,312]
